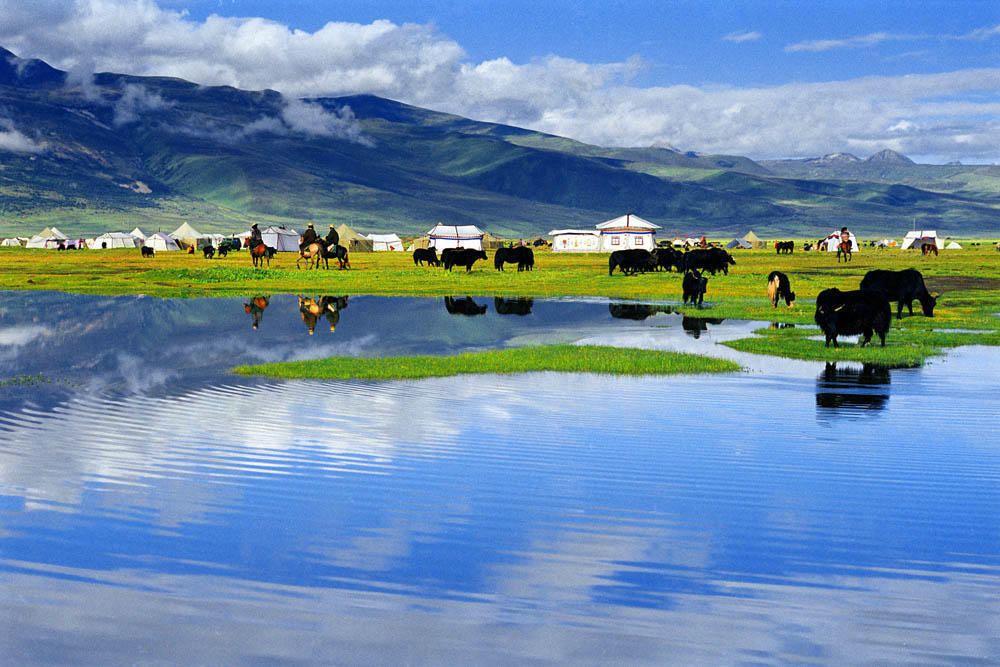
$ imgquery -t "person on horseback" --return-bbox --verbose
[249,223,263,250]
[839,226,851,251]
[325,224,339,249]
[300,222,319,252]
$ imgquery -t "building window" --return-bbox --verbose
[636,236,644,245]
[611,236,620,245]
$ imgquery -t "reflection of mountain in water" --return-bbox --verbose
[681,316,725,338]
[494,297,534,316]
[609,303,676,320]
[816,363,890,413]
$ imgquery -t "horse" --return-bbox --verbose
[243,295,269,330]
[249,243,275,268]
[921,242,939,256]
[837,241,852,263]
[298,242,350,270]
[298,295,347,334]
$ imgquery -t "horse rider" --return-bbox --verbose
[839,226,851,252]
[324,224,339,250]
[248,223,263,250]
[300,222,319,252]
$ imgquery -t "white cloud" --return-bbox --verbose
[723,31,761,43]
[113,83,172,126]
[0,1,997,161]
[0,119,46,153]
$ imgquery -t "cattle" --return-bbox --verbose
[443,248,488,272]
[775,241,794,254]
[766,271,795,307]
[814,288,891,348]
[494,246,534,271]
[413,248,439,266]
[682,270,708,307]
[683,247,735,275]
[444,296,487,315]
[140,246,154,258]
[921,242,938,256]
[203,245,215,259]
[609,249,656,276]
[652,246,684,272]
[859,268,940,320]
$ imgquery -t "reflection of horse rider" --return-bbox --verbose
[300,222,319,252]
[324,224,339,250]
[249,223,263,250]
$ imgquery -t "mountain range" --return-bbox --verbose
[2,46,999,239]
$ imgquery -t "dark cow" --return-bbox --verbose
[443,248,488,272]
[682,270,708,307]
[859,268,940,320]
[766,271,795,307]
[413,248,439,266]
[652,246,684,272]
[140,246,155,258]
[494,246,534,271]
[814,288,891,348]
[218,238,242,254]
[683,247,735,275]
[775,241,794,254]
[203,245,215,259]
[444,296,487,315]
[609,249,656,276]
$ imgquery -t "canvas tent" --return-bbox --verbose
[169,222,211,249]
[428,224,485,251]
[549,229,601,252]
[257,226,299,252]
[367,233,404,251]
[1,237,22,246]
[89,232,137,249]
[742,230,766,249]
[900,230,941,250]
[336,224,374,252]
[945,241,962,249]
[26,226,69,248]
[130,227,147,242]
[145,231,181,251]
[822,230,859,252]
[596,214,660,251]
[726,239,752,249]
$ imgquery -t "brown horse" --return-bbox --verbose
[243,295,269,330]
[297,242,350,270]
[244,241,275,268]
[921,242,939,256]
[298,295,347,334]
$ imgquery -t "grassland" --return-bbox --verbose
[1,241,998,372]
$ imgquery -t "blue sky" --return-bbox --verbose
[1,0,998,162]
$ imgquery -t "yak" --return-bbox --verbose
[775,241,795,254]
[413,248,439,266]
[494,246,534,272]
[683,247,735,275]
[682,270,708,308]
[814,288,891,348]
[859,268,940,319]
[766,271,795,307]
[443,248,488,272]
[140,246,154,258]
[609,249,656,276]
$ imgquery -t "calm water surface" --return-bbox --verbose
[1,292,998,664]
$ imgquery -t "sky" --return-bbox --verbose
[1,0,998,163]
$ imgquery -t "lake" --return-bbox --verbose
[1,292,998,663]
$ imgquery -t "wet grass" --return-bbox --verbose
[232,344,741,380]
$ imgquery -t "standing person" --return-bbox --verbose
[324,224,339,249]
[300,222,319,252]
[248,223,263,250]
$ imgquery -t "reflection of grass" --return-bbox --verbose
[233,344,741,380]
[0,374,50,386]
[723,325,1000,367]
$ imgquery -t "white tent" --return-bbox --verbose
[88,232,137,249]
[596,214,660,251]
[822,230,859,252]
[261,226,300,252]
[367,233,404,251]
[945,241,962,250]
[26,226,69,249]
[427,224,484,251]
[130,227,147,242]
[145,231,181,251]
[900,230,942,250]
[549,229,601,252]
[1,237,23,246]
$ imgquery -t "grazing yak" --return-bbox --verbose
[682,270,708,307]
[814,288,891,348]
[413,248,439,266]
[203,245,215,259]
[443,248,488,272]
[859,268,940,319]
[683,247,735,275]
[609,249,656,276]
[140,246,154,258]
[444,296,487,315]
[652,246,685,272]
[766,271,795,307]
[775,241,795,254]
[494,246,534,271]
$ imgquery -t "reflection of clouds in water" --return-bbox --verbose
[0,324,48,347]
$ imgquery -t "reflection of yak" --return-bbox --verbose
[298,295,349,334]
[243,295,269,330]
[494,297,534,315]
[608,303,675,320]
[816,362,890,411]
[444,296,487,316]
[681,316,724,338]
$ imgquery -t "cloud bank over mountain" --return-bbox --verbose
[1,0,997,162]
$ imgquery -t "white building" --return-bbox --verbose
[549,229,601,252]
[596,214,660,251]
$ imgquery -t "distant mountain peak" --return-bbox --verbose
[0,46,66,88]
[866,149,914,164]
[650,142,682,153]
[806,153,861,164]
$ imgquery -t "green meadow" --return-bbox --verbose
[2,241,998,374]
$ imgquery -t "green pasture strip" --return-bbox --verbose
[232,345,741,380]
[722,325,1000,367]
